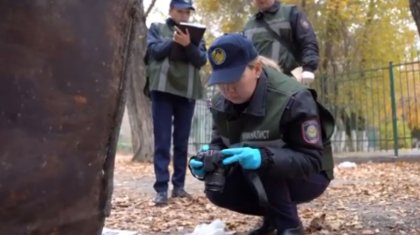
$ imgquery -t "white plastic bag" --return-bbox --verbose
[102,228,138,235]
[337,161,357,169]
[186,219,234,235]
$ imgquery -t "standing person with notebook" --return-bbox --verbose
[243,0,319,85]
[145,0,207,206]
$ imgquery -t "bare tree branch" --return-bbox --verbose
[126,0,154,162]
[145,0,157,19]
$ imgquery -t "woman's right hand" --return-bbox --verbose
[189,144,210,178]
[189,158,204,177]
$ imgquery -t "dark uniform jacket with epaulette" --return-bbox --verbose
[146,18,207,99]
[243,2,319,74]
[209,67,335,179]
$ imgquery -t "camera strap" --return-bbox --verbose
[255,8,297,59]
[259,19,295,57]
[245,171,270,210]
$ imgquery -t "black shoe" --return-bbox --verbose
[171,188,191,198]
[249,217,276,235]
[153,192,168,206]
[278,226,304,235]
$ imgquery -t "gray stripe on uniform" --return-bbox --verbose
[244,21,292,39]
[244,29,255,40]
[187,64,194,98]
[271,41,281,62]
[266,18,290,26]
[158,58,170,91]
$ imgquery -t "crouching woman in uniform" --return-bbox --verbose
[188,33,335,235]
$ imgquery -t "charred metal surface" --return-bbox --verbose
[0,1,133,234]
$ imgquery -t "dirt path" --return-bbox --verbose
[105,155,420,235]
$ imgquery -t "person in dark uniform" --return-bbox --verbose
[243,0,319,85]
[146,0,207,206]
[188,34,334,235]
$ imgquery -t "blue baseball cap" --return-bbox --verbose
[170,0,195,10]
[207,33,258,85]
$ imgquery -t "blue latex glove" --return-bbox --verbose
[188,144,209,178]
[200,144,210,152]
[189,159,204,177]
[221,147,262,170]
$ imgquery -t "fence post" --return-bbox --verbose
[389,62,399,156]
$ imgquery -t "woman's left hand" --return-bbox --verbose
[221,147,261,170]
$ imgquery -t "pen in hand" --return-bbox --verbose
[173,26,191,47]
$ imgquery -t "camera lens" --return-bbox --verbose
[204,167,226,192]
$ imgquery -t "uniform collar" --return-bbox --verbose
[242,70,268,116]
[166,18,177,27]
[211,69,268,117]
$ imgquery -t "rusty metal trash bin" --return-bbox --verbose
[0,1,136,234]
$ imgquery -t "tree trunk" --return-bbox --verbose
[320,0,340,74]
[410,0,420,35]
[300,0,306,11]
[318,0,339,103]
[356,0,375,68]
[125,0,154,162]
[0,0,133,233]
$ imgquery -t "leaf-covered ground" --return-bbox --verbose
[105,155,420,235]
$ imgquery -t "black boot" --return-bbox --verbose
[249,217,276,235]
[153,191,168,206]
[171,188,192,198]
[277,225,304,235]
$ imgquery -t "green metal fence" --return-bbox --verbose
[188,87,215,153]
[189,61,420,156]
[314,61,420,155]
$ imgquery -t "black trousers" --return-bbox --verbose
[151,91,195,193]
[205,167,330,231]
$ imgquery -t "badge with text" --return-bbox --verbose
[302,119,320,144]
[211,48,226,65]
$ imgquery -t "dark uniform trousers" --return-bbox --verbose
[206,167,330,230]
[151,91,196,193]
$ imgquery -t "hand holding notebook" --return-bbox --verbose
[173,25,191,47]
[170,22,206,61]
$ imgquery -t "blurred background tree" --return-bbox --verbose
[126,0,420,160]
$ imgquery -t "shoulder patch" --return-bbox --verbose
[302,119,320,144]
[300,19,310,30]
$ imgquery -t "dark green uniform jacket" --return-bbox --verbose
[146,18,206,99]
[209,67,335,179]
[243,2,319,74]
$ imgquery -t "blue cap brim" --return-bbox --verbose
[208,64,247,85]
[172,3,195,10]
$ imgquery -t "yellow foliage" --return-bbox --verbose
[194,0,417,69]
[195,0,220,12]
[193,0,420,135]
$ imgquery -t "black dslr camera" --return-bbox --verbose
[193,150,229,193]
